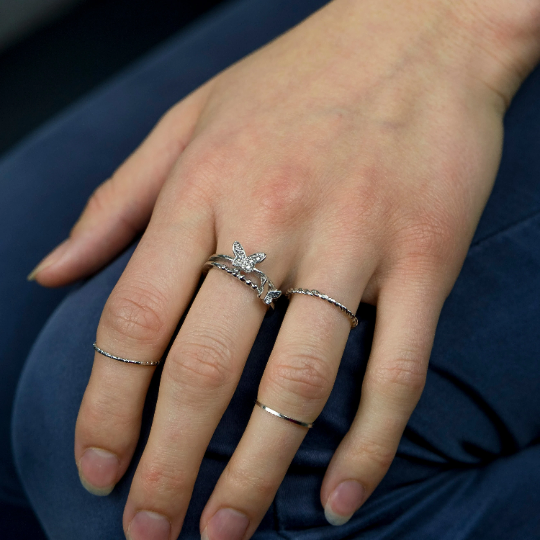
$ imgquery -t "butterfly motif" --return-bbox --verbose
[232,241,266,273]
[263,289,282,305]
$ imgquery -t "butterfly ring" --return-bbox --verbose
[203,241,282,308]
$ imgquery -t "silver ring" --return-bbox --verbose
[255,399,314,428]
[93,342,160,366]
[285,288,359,328]
[203,241,282,308]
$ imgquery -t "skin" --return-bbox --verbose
[28,0,540,538]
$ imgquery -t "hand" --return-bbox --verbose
[29,0,540,538]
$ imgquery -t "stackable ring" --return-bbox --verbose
[203,241,282,308]
[285,288,359,328]
[255,399,314,428]
[93,342,161,366]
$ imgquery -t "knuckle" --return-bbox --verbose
[72,176,140,237]
[138,460,187,497]
[79,390,134,435]
[223,466,277,499]
[355,437,396,472]
[175,143,227,208]
[85,179,115,216]
[169,333,236,392]
[366,357,426,399]
[71,180,115,235]
[393,206,459,267]
[266,350,333,403]
[250,165,314,229]
[103,284,168,344]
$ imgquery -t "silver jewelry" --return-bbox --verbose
[285,288,358,328]
[203,241,281,307]
[93,342,160,366]
[255,399,314,428]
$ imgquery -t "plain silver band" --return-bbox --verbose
[93,342,160,366]
[255,399,314,428]
[285,288,359,328]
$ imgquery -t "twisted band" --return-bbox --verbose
[285,288,358,328]
[93,342,160,366]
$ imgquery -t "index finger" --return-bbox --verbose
[75,204,213,495]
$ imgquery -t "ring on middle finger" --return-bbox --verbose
[203,241,282,308]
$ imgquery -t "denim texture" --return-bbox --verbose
[1,0,539,538]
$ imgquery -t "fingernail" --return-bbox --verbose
[78,447,119,496]
[27,239,71,280]
[127,511,171,540]
[201,508,249,540]
[324,480,365,526]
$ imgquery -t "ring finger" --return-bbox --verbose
[200,247,374,540]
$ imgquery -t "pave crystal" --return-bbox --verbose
[203,242,280,308]
[264,290,282,304]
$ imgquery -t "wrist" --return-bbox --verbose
[450,0,540,107]
[324,0,540,111]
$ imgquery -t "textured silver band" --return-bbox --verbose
[203,242,281,308]
[285,288,359,328]
[93,342,160,366]
[255,399,314,428]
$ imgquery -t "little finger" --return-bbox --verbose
[321,275,446,525]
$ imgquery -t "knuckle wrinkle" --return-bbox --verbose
[104,285,168,344]
[268,351,333,403]
[170,335,236,392]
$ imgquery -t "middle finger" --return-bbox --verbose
[123,238,288,540]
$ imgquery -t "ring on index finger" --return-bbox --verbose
[92,342,161,366]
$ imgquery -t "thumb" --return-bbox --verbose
[28,80,214,287]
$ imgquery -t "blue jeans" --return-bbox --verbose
[2,0,540,538]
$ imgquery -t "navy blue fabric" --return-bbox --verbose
[1,0,539,538]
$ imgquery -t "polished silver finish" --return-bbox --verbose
[203,242,281,307]
[285,288,359,328]
[255,399,314,428]
[93,342,160,366]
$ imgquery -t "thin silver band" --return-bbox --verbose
[93,342,160,366]
[285,288,359,328]
[255,399,314,428]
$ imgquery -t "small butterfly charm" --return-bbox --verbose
[263,289,282,305]
[232,241,266,273]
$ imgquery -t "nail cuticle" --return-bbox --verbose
[77,447,120,496]
[77,466,115,496]
[127,511,171,540]
[204,507,249,540]
[324,479,365,526]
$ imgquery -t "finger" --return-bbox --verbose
[200,253,372,540]
[320,274,445,525]
[29,80,215,287]
[121,238,289,540]
[74,194,214,496]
